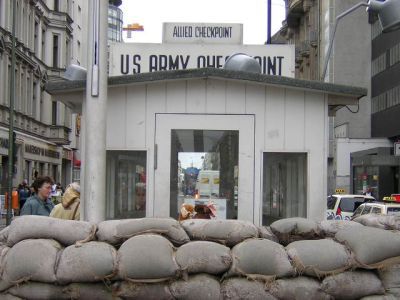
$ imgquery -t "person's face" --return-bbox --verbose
[136,189,146,208]
[38,182,52,200]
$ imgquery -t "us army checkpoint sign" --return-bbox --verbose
[108,42,295,77]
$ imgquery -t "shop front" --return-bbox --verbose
[48,68,366,225]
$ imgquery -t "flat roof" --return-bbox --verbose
[47,67,367,98]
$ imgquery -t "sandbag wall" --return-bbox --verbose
[0,215,399,299]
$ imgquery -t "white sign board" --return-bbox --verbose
[163,22,243,44]
[109,43,295,77]
[395,142,400,156]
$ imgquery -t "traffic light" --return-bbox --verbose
[12,132,17,163]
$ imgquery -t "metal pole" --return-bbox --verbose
[7,0,17,225]
[321,1,369,81]
[83,0,108,222]
[267,0,272,44]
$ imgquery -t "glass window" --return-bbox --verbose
[361,205,372,215]
[371,207,382,214]
[106,151,147,219]
[170,130,238,220]
[387,207,400,216]
[262,152,307,225]
[339,197,366,213]
[353,205,364,217]
[327,196,337,209]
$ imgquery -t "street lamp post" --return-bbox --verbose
[321,0,400,81]
[7,0,17,226]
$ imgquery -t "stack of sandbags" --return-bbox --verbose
[352,214,400,230]
[0,216,399,299]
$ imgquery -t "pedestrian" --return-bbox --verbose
[50,182,80,220]
[20,176,54,216]
[17,179,31,210]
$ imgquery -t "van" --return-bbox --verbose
[195,170,219,197]
[326,194,375,220]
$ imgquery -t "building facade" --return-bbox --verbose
[0,0,87,192]
[277,0,397,198]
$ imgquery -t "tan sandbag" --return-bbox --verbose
[180,219,258,247]
[226,238,295,278]
[64,283,118,300]
[270,218,320,245]
[118,234,179,281]
[2,239,62,284]
[7,216,96,247]
[359,295,397,300]
[257,226,279,242]
[353,215,400,230]
[319,220,363,237]
[321,270,385,300]
[56,241,117,284]
[97,218,190,246]
[169,274,221,300]
[378,264,400,298]
[269,276,333,300]
[286,239,352,277]
[220,277,277,300]
[335,226,400,267]
[7,282,69,300]
[0,294,23,300]
[175,241,232,275]
[0,226,9,244]
[113,281,173,300]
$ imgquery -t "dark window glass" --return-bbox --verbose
[339,197,366,212]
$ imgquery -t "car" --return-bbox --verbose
[326,194,375,220]
[351,201,400,219]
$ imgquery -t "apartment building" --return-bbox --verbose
[276,0,395,198]
[0,0,87,191]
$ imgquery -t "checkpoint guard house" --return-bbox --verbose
[47,23,366,225]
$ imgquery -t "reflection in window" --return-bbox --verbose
[106,151,146,219]
[262,152,307,225]
[171,130,238,220]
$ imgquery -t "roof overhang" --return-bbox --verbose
[46,68,367,116]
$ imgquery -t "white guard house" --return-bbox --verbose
[47,68,366,225]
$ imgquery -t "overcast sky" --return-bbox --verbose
[120,0,286,44]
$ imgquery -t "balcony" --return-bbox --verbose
[0,106,71,146]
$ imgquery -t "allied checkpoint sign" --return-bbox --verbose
[109,22,295,77]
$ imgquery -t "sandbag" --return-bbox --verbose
[64,283,117,300]
[319,220,363,237]
[7,282,69,300]
[0,294,22,300]
[269,276,333,300]
[286,239,352,277]
[176,241,231,275]
[180,219,258,247]
[321,270,385,300]
[335,226,400,267]
[2,239,62,283]
[118,234,179,281]
[7,216,96,247]
[226,238,294,278]
[257,226,279,242]
[169,274,221,300]
[353,215,400,230]
[97,218,190,246]
[360,295,397,300]
[113,281,173,300]
[220,277,277,300]
[0,226,9,244]
[270,218,320,245]
[56,241,117,284]
[0,245,10,269]
[378,264,400,298]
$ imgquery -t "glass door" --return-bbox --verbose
[154,114,254,221]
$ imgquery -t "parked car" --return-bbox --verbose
[326,194,375,220]
[351,202,400,219]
